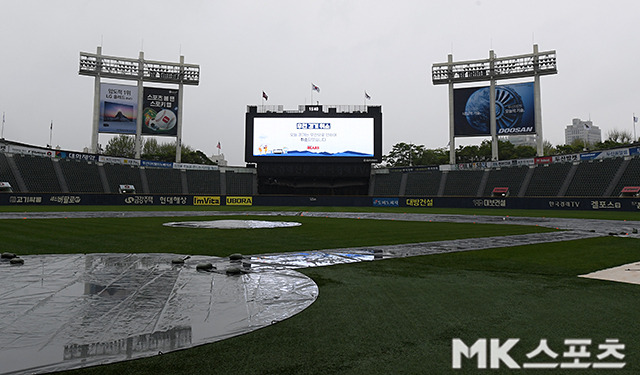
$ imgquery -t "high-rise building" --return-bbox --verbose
[565,118,601,145]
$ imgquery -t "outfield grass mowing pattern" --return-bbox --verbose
[2,207,639,374]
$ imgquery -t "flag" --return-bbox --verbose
[216,141,221,149]
[262,91,268,101]
[50,121,53,130]
[312,83,320,92]
[634,116,638,123]
[365,91,371,100]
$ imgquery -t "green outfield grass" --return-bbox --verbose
[2,204,640,221]
[0,215,554,256]
[2,207,639,374]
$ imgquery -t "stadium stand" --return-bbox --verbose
[225,171,254,195]
[0,153,19,191]
[404,170,442,196]
[144,168,184,194]
[613,157,640,196]
[482,166,529,197]
[58,159,105,193]
[12,154,62,193]
[564,157,624,197]
[371,171,403,196]
[441,170,485,196]
[523,162,572,197]
[3,146,640,199]
[102,163,145,195]
[185,169,221,195]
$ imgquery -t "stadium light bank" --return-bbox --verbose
[432,44,557,164]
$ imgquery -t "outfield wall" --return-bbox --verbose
[2,193,640,211]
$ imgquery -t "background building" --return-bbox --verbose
[565,118,602,145]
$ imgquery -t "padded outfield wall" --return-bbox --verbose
[1,193,640,211]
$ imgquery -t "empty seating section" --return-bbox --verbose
[59,159,104,193]
[225,171,253,195]
[613,157,640,195]
[442,170,484,196]
[103,163,144,194]
[4,151,640,198]
[565,158,623,197]
[404,171,441,196]
[185,170,221,194]
[0,154,19,191]
[145,168,183,194]
[524,163,572,197]
[483,166,529,196]
[372,172,402,195]
[13,155,61,192]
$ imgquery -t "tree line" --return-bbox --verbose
[382,129,637,167]
[103,135,215,165]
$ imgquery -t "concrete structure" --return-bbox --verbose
[565,118,601,146]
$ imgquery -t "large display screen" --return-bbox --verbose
[453,82,535,137]
[245,107,382,163]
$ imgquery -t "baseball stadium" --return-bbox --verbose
[1,46,640,375]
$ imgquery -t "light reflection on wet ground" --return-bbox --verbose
[0,253,317,375]
[1,211,639,374]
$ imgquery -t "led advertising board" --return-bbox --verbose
[142,87,179,136]
[245,106,382,163]
[453,82,535,137]
[99,83,138,134]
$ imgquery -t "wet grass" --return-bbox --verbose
[59,236,640,375]
[3,207,639,374]
[2,204,640,221]
[0,215,553,257]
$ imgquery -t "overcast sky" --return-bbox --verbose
[1,0,639,166]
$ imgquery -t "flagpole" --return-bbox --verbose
[634,113,637,142]
[49,121,53,149]
[1,112,5,139]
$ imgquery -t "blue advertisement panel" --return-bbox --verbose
[142,87,179,137]
[99,83,138,134]
[453,82,535,137]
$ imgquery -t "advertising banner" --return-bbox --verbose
[226,196,253,206]
[454,82,535,137]
[142,87,179,136]
[252,117,374,158]
[99,83,138,134]
[193,196,221,206]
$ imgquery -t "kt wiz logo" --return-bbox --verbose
[452,338,625,369]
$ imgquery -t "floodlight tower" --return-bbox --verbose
[79,47,200,162]
[432,44,557,164]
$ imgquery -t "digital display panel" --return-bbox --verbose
[253,117,374,157]
[453,82,535,137]
[245,107,382,163]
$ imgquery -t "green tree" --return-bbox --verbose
[591,129,634,151]
[382,143,424,167]
[142,140,214,165]
[142,138,161,156]
[543,140,555,156]
[104,135,136,158]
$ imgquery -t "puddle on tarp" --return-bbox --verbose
[163,220,302,229]
[0,254,317,375]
